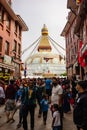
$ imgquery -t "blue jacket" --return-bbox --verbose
[40,98,49,112]
[15,87,25,103]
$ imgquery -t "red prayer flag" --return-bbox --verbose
[78,40,86,67]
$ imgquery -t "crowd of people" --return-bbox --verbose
[0,76,87,130]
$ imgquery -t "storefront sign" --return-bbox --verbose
[4,55,11,65]
[0,68,10,81]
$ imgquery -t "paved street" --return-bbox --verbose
[0,105,77,130]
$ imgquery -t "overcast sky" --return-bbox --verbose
[12,0,69,60]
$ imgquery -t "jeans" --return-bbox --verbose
[43,111,48,123]
[53,126,61,130]
[22,105,28,130]
[22,104,35,130]
[29,106,35,129]
[37,99,42,116]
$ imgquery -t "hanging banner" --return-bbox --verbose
[78,40,86,67]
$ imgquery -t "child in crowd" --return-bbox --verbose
[52,104,61,130]
[40,94,49,125]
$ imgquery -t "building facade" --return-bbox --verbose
[0,0,28,82]
[61,0,87,80]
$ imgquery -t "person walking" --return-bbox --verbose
[51,78,63,110]
[5,79,16,123]
[52,104,61,130]
[22,80,37,130]
[73,80,87,130]
[45,78,52,101]
[40,94,49,125]
[51,77,63,130]
[62,84,71,113]
[15,82,25,128]
[36,78,45,118]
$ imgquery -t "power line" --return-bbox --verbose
[22,36,41,55]
[25,41,40,62]
[30,41,40,56]
[50,38,65,58]
[48,36,65,51]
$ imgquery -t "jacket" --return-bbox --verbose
[73,91,87,129]
[24,86,37,107]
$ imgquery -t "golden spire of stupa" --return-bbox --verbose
[38,24,52,52]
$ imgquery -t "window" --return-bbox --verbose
[75,45,77,54]
[6,15,11,29]
[18,43,21,55]
[0,37,2,52]
[19,26,22,36]
[0,5,4,23]
[5,41,9,55]
[68,32,71,44]
[13,40,17,52]
[14,22,17,32]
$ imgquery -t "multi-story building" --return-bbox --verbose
[0,0,28,82]
[61,0,87,80]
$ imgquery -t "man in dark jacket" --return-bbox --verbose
[73,80,87,130]
[22,80,37,130]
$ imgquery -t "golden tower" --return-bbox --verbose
[38,24,52,52]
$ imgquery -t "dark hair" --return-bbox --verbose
[53,77,57,81]
[10,79,15,84]
[42,94,48,99]
[53,104,59,110]
[77,80,87,89]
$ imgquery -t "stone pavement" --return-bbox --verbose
[0,105,77,130]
